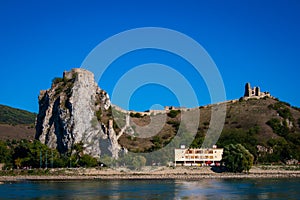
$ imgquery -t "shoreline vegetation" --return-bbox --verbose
[1,166,300,182]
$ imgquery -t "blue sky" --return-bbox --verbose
[0,0,299,112]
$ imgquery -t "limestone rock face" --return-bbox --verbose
[35,68,123,159]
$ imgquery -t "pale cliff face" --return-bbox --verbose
[35,68,122,159]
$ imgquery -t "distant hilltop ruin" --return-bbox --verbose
[243,83,272,100]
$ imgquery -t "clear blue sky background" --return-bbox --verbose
[0,0,299,113]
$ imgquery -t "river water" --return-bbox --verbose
[0,178,299,199]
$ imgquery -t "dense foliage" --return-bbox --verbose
[222,144,254,173]
[266,118,290,137]
[0,140,99,169]
[0,105,36,125]
[204,126,300,164]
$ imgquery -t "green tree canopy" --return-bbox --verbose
[222,143,254,173]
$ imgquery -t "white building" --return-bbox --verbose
[174,145,223,166]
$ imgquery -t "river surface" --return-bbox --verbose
[0,178,299,199]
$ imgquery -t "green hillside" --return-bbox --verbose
[204,98,300,164]
[1,96,300,165]
[117,97,300,164]
[0,104,36,125]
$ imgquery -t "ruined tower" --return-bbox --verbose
[244,83,251,97]
[255,87,260,96]
[243,82,271,100]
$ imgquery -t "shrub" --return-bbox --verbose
[65,87,72,97]
[287,132,300,146]
[119,154,146,170]
[266,118,289,137]
[167,110,180,118]
[130,112,142,118]
[55,86,63,95]
[167,120,180,129]
[269,102,293,120]
[151,136,162,149]
[132,155,146,170]
[96,110,102,121]
[52,77,63,85]
[78,154,98,167]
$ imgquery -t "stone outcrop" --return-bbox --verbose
[35,68,124,159]
[257,145,273,154]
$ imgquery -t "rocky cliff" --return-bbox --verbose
[35,68,300,165]
[35,68,123,159]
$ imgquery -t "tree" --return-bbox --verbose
[100,154,116,167]
[14,157,22,169]
[216,129,258,161]
[0,141,12,167]
[118,153,146,170]
[266,137,293,163]
[132,155,146,170]
[78,154,98,167]
[12,140,61,168]
[222,144,254,173]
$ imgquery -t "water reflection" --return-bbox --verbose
[176,178,300,199]
[0,178,299,199]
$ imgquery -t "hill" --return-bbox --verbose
[2,68,299,165]
[0,104,36,125]
[33,69,300,165]
[202,98,300,163]
[117,97,300,164]
[0,104,36,140]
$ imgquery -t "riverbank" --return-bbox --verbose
[1,166,300,182]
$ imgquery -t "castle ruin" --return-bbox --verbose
[243,83,271,100]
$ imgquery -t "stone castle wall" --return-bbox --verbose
[243,83,271,100]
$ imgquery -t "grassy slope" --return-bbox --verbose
[199,98,300,144]
[117,97,300,160]
[225,98,299,143]
[0,104,36,140]
[0,104,36,125]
